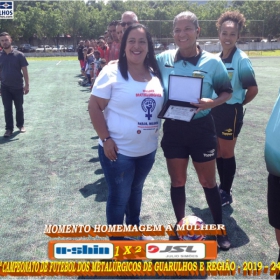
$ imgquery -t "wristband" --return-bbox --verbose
[102,136,111,143]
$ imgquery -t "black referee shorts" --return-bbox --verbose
[267,173,280,230]
[161,114,217,163]
[211,103,244,140]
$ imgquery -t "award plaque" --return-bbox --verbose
[158,75,203,122]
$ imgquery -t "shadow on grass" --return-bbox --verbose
[0,131,20,144]
[95,168,104,175]
[89,157,100,163]
[79,178,107,201]
[189,205,249,249]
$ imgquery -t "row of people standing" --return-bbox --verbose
[76,12,139,88]
[77,11,139,70]
[88,9,259,251]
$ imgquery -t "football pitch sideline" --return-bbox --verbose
[0,56,279,279]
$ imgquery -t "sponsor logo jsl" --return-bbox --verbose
[146,243,206,259]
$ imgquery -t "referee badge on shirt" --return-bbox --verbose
[227,68,234,81]
[192,70,205,78]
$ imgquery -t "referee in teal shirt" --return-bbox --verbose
[156,11,232,250]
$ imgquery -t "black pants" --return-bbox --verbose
[268,173,280,230]
[1,84,24,130]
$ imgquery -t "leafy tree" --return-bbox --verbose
[235,1,280,39]
[198,1,228,38]
[62,1,90,45]
[2,0,279,45]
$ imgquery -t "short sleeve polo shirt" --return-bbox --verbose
[0,49,29,89]
[213,47,257,104]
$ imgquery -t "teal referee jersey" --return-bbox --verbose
[156,47,232,120]
[265,91,280,177]
[213,47,257,104]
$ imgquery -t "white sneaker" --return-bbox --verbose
[139,235,154,240]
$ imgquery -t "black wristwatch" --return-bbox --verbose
[102,136,111,143]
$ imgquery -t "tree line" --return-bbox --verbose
[1,0,279,46]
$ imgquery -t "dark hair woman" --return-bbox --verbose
[212,10,258,207]
[156,11,233,250]
[88,24,164,240]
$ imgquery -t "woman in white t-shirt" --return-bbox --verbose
[88,24,164,240]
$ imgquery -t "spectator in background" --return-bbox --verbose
[84,63,92,87]
[90,39,98,50]
[90,58,107,91]
[265,90,280,280]
[92,50,101,83]
[80,47,88,83]
[79,47,94,87]
[0,32,29,137]
[116,21,123,43]
[86,47,95,83]
[98,39,110,63]
[106,36,113,61]
[100,58,107,68]
[85,39,90,48]
[104,31,109,41]
[108,21,118,42]
[108,20,120,61]
[121,11,139,32]
[77,40,85,70]
[83,47,88,62]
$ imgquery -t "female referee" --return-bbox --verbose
[265,91,280,280]
[156,11,233,250]
[212,11,258,206]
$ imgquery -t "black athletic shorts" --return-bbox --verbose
[211,103,244,140]
[161,113,217,163]
[267,173,280,230]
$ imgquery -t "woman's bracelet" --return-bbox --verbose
[102,136,111,143]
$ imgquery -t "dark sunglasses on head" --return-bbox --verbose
[121,21,133,27]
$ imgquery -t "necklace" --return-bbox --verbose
[129,69,151,82]
[142,74,151,82]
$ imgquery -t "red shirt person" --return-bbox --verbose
[108,21,120,61]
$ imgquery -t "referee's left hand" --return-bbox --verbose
[190,98,214,113]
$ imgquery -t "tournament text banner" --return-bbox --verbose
[0,260,279,277]
[44,224,227,238]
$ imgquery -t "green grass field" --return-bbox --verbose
[0,56,279,279]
